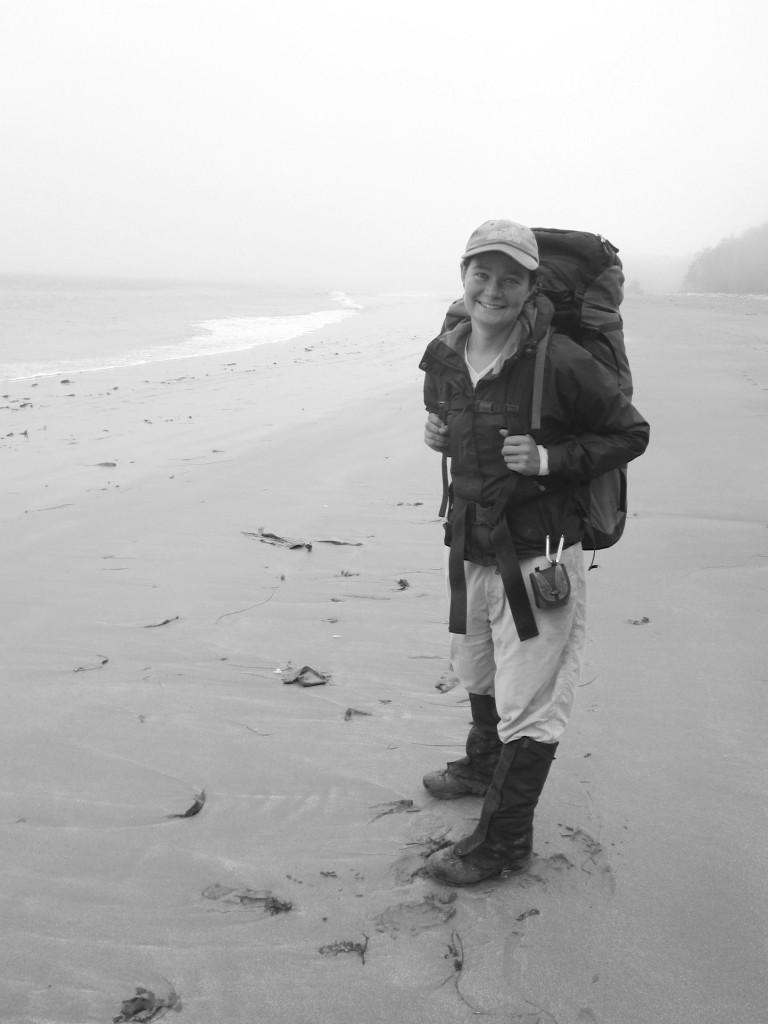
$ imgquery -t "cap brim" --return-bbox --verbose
[462,243,539,272]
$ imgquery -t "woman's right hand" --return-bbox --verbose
[424,412,449,451]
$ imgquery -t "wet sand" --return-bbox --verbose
[1,292,766,1023]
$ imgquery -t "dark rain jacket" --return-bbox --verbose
[419,296,650,561]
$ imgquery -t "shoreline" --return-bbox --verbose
[0,305,359,383]
[0,285,370,383]
[1,294,450,526]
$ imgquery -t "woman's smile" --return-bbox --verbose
[462,251,533,337]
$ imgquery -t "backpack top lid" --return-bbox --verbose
[532,227,621,268]
[532,228,630,397]
[532,227,624,331]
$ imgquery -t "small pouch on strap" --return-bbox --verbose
[529,534,571,610]
[529,563,571,609]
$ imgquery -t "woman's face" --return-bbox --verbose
[461,252,532,334]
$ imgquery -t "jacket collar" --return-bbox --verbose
[439,298,541,379]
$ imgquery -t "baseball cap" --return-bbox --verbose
[462,220,539,271]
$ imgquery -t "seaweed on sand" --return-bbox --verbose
[318,935,369,964]
[113,983,181,1022]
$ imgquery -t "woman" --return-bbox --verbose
[419,219,649,885]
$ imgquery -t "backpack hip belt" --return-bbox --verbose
[447,491,539,643]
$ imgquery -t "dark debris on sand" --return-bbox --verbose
[166,790,206,819]
[243,528,313,551]
[368,799,419,822]
[282,665,330,687]
[318,935,369,964]
[202,883,293,914]
[112,984,181,1022]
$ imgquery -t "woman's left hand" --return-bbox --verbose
[499,430,540,475]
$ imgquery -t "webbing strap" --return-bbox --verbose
[448,485,539,641]
[490,515,539,641]
[439,452,450,518]
[448,503,468,634]
[530,329,551,432]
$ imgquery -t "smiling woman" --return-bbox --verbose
[457,221,539,372]
[463,254,532,340]
[418,216,650,886]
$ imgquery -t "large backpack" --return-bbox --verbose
[443,227,632,552]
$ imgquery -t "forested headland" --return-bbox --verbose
[682,223,768,294]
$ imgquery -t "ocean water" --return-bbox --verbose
[0,275,361,381]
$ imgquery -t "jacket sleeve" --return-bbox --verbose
[542,337,650,480]
[423,373,440,415]
[421,347,443,416]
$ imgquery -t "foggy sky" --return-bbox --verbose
[2,0,767,291]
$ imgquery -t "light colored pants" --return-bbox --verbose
[447,543,587,745]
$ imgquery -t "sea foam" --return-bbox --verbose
[328,290,363,310]
[187,306,356,358]
[0,293,360,381]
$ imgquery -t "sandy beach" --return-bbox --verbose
[1,291,766,1024]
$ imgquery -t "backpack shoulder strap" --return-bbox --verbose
[530,329,551,432]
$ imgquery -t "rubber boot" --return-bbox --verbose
[426,737,557,885]
[422,694,501,799]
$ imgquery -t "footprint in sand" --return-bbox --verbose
[532,826,616,899]
[390,814,453,883]
[373,890,457,936]
[390,849,430,884]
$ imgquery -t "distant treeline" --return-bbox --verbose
[683,222,768,294]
